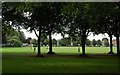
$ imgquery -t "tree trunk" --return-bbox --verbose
[36,29,43,57]
[81,33,86,56]
[116,34,120,55]
[71,38,73,46]
[47,31,55,54]
[57,40,59,46]
[108,34,114,54]
[49,31,52,52]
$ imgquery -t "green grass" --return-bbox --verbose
[2,46,117,54]
[1,47,119,73]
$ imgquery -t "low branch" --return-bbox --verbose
[86,29,90,36]
[33,29,39,38]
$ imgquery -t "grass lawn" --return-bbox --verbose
[1,47,119,74]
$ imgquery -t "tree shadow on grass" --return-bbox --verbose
[32,53,119,60]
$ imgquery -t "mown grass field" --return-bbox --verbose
[1,47,119,74]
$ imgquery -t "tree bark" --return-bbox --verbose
[47,31,55,54]
[108,34,114,54]
[81,33,87,56]
[37,31,41,56]
[36,29,43,57]
[116,34,120,55]
[71,37,73,46]
[49,31,52,52]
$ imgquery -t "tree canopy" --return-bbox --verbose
[2,2,120,56]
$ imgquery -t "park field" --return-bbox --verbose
[1,47,119,74]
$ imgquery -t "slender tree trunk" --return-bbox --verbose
[57,40,59,46]
[108,34,114,54]
[37,32,41,56]
[36,29,43,57]
[81,33,86,56]
[71,38,73,46]
[116,34,120,55]
[81,38,85,55]
[47,31,55,54]
[49,31,52,52]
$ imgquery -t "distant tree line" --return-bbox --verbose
[30,37,109,47]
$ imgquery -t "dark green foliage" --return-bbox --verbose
[7,36,22,47]
[43,39,49,46]
[52,39,57,46]
[102,38,109,47]
[18,31,26,43]
[41,34,48,46]
[7,38,22,47]
[2,24,14,44]
[59,37,71,46]
[86,39,91,46]
[92,39,97,47]
[2,2,26,47]
[91,3,120,55]
[2,2,120,55]
[96,40,102,47]
[30,38,38,46]
[26,37,32,44]
[14,2,64,55]
[62,3,95,55]
[2,24,25,47]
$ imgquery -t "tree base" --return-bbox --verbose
[116,53,120,56]
[79,54,87,57]
[36,54,44,57]
[47,52,55,54]
[108,51,114,54]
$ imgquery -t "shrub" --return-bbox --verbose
[8,39,22,47]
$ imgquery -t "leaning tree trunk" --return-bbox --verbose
[47,31,55,54]
[116,34,120,55]
[108,34,114,54]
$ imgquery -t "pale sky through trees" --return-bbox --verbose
[21,29,116,41]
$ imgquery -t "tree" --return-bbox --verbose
[63,3,93,55]
[26,37,32,44]
[92,39,97,47]
[41,33,48,46]
[52,39,57,46]
[2,23,25,47]
[30,38,38,52]
[91,3,118,54]
[59,37,71,46]
[20,3,64,55]
[43,39,49,46]
[23,3,46,57]
[111,4,120,55]
[7,2,48,57]
[42,3,63,54]
[30,38,37,45]
[96,40,102,47]
[102,38,109,47]
[2,24,15,44]
[2,2,26,46]
[7,36,22,47]
[72,36,81,46]
[13,2,65,56]
[18,31,26,43]
[86,39,91,46]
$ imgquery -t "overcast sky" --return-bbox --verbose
[21,29,116,41]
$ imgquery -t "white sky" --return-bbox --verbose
[21,29,116,41]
